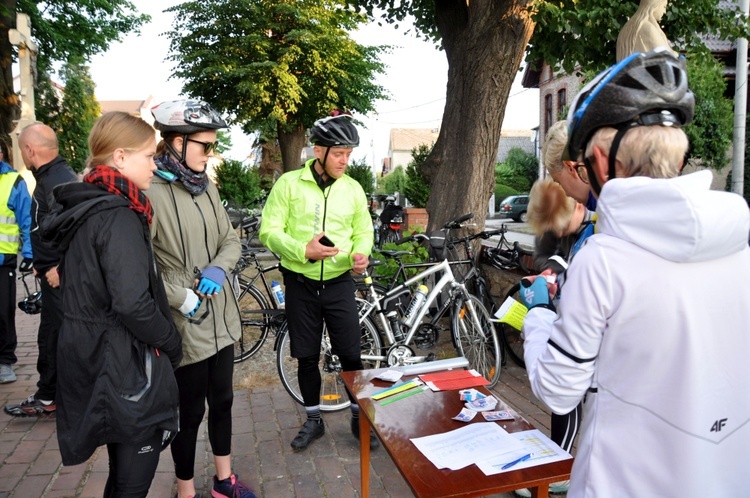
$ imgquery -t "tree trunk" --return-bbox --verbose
[1,0,20,137]
[424,0,535,233]
[258,139,283,179]
[277,123,307,173]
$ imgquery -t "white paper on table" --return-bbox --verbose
[476,429,573,476]
[410,422,527,471]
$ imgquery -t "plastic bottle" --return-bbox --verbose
[271,280,285,308]
[401,284,429,327]
[387,311,404,341]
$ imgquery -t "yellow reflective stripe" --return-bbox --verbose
[0,172,20,254]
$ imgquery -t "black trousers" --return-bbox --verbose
[104,430,163,498]
[0,266,16,364]
[36,278,63,401]
[170,345,234,480]
[283,273,363,407]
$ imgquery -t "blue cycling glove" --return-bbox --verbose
[519,277,556,312]
[197,266,225,295]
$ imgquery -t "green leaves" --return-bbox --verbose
[58,60,100,172]
[404,144,431,208]
[166,0,387,137]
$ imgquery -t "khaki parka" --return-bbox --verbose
[146,175,242,366]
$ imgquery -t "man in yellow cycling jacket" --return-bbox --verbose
[260,112,374,451]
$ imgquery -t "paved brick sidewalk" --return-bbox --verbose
[0,289,565,497]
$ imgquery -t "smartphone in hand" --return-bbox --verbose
[319,235,335,247]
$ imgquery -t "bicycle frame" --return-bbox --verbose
[359,259,483,365]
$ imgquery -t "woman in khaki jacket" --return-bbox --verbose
[148,100,256,498]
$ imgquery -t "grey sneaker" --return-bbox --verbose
[0,364,16,383]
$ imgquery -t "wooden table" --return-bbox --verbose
[341,369,572,498]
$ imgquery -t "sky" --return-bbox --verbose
[87,0,539,171]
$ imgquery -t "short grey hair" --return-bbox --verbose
[586,125,688,179]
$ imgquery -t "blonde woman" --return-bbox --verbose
[516,178,595,498]
[41,112,182,496]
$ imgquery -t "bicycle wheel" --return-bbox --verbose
[499,283,526,368]
[276,316,383,411]
[452,294,502,387]
[234,283,271,363]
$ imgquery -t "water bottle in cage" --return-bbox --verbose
[401,285,428,327]
[387,311,404,341]
[271,280,285,308]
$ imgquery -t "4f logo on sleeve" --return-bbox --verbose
[710,418,727,432]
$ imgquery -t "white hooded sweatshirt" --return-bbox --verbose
[523,170,750,497]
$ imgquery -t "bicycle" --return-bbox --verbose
[357,257,501,387]
[377,195,404,248]
[232,246,283,362]
[480,225,534,368]
[274,297,383,412]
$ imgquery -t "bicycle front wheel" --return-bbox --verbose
[499,283,526,368]
[452,294,501,387]
[234,283,271,363]
[276,316,383,412]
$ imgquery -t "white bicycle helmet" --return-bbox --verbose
[151,99,228,135]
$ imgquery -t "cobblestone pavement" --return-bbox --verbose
[0,285,568,497]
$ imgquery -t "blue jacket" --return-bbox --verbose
[0,161,32,268]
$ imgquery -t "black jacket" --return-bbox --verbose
[41,182,182,465]
[31,155,78,273]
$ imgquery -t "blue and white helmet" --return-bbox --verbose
[566,47,694,162]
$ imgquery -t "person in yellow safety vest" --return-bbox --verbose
[0,141,33,384]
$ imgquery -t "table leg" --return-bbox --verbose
[360,414,371,498]
[530,484,549,498]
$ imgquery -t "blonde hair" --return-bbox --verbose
[542,120,568,175]
[528,178,576,235]
[87,112,155,169]
[585,125,688,179]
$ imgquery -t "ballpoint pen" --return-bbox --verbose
[501,453,532,470]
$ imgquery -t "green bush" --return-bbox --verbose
[494,184,519,210]
[382,166,406,194]
[404,144,431,208]
[346,159,375,195]
[372,238,429,282]
[215,159,268,210]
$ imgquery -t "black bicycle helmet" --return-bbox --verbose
[310,112,360,148]
[567,48,694,164]
[151,99,228,135]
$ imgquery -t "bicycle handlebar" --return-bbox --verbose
[443,213,474,229]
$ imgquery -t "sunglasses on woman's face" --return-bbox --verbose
[186,138,218,155]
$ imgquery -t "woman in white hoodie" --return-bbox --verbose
[521,48,750,497]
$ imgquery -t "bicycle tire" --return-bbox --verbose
[276,315,383,412]
[234,283,271,363]
[451,294,502,387]
[499,282,526,368]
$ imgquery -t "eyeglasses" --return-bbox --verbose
[186,138,218,155]
[575,162,590,184]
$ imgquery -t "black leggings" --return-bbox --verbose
[551,403,582,453]
[170,345,234,480]
[104,430,163,498]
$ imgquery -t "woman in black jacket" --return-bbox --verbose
[41,112,182,497]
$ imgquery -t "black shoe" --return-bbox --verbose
[291,419,325,451]
[4,395,56,417]
[351,416,380,449]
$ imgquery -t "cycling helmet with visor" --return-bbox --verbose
[151,99,228,135]
[566,48,694,195]
[151,99,228,169]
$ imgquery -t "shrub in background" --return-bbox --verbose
[347,158,375,196]
[215,159,268,211]
[404,144,431,208]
